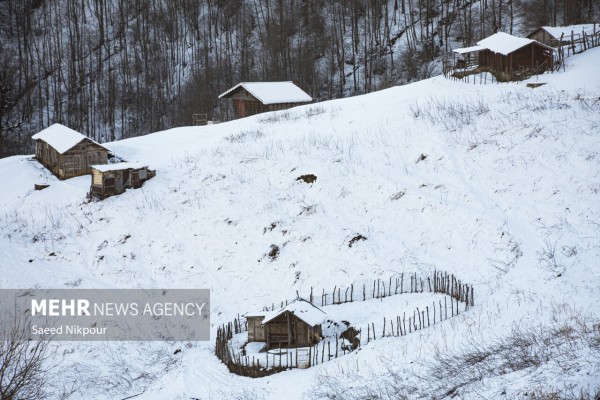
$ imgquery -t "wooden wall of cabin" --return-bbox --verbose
[232,100,307,118]
[36,139,108,179]
[267,102,305,112]
[529,30,559,47]
[265,312,315,348]
[91,167,155,199]
[232,99,270,118]
[35,141,60,175]
[247,317,266,342]
[478,45,552,77]
[510,44,553,71]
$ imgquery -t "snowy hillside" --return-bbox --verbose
[1,48,599,399]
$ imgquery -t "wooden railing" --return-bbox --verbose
[192,113,207,126]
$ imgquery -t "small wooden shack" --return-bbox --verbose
[453,32,554,81]
[90,162,155,199]
[246,298,325,349]
[32,124,109,179]
[219,82,312,119]
[527,24,599,47]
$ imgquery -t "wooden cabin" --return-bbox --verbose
[90,162,155,199]
[453,32,554,81]
[527,24,599,47]
[219,82,312,119]
[32,124,109,179]
[245,298,325,349]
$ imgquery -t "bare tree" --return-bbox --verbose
[0,310,57,400]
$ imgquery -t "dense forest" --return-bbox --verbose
[0,0,598,157]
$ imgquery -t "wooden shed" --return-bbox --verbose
[32,124,109,179]
[90,162,155,199]
[219,82,312,119]
[245,298,325,349]
[527,24,599,47]
[453,32,554,81]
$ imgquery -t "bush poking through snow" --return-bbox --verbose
[267,244,280,261]
[308,361,413,400]
[225,130,264,143]
[410,97,490,131]
[0,309,81,399]
[296,174,317,184]
[425,310,600,399]
[263,222,277,234]
[390,190,406,200]
[308,307,600,400]
[348,234,367,248]
[304,105,326,118]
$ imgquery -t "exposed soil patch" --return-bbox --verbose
[348,234,367,248]
[267,244,280,261]
[296,174,317,184]
[263,222,277,234]
[118,234,131,244]
[416,154,428,163]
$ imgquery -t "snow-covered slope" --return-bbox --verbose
[1,48,599,400]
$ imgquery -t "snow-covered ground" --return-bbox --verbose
[1,48,599,399]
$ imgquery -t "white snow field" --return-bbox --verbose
[1,48,599,400]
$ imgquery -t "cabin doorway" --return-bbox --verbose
[237,100,246,118]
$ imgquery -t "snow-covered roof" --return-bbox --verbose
[91,162,147,172]
[31,123,105,154]
[218,82,312,105]
[453,32,553,55]
[538,24,599,39]
[453,45,485,54]
[261,298,326,326]
[244,311,267,318]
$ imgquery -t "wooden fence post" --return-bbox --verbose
[401,273,404,294]
[445,297,448,319]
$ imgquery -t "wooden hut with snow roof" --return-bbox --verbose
[527,24,599,47]
[453,32,554,81]
[219,82,312,119]
[245,298,325,349]
[32,124,109,179]
[90,162,155,200]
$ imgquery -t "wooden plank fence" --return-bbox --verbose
[215,270,474,378]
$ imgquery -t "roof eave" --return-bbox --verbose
[261,309,323,327]
[62,137,108,154]
[218,83,245,99]
[485,40,554,56]
[526,27,545,38]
